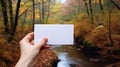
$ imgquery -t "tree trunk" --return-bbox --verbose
[83,0,90,16]
[110,0,120,10]
[77,0,80,15]
[32,0,35,30]
[8,0,14,30]
[99,0,104,14]
[22,10,28,30]
[89,0,94,24]
[0,0,9,33]
[108,11,114,44]
[46,0,50,23]
[8,0,21,42]
[39,4,42,23]
[41,0,45,24]
[99,0,103,10]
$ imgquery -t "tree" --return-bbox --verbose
[39,4,42,23]
[99,0,104,14]
[77,0,81,15]
[83,0,90,16]
[32,0,35,30]
[88,0,94,24]
[110,0,120,10]
[46,0,50,23]
[8,0,14,29]
[21,10,28,30]
[63,0,82,22]
[108,9,114,44]
[99,0,104,10]
[8,0,21,42]
[0,0,9,33]
[105,0,114,44]
[38,0,54,24]
[41,0,45,24]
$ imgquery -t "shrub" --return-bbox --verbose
[86,25,109,47]
[74,22,92,42]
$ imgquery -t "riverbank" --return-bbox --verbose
[74,22,120,67]
[75,37,120,67]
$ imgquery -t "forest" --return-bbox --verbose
[0,0,120,67]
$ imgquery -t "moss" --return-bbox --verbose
[83,39,96,48]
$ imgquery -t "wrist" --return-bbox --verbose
[15,55,34,67]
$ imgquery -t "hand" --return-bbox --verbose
[15,32,49,67]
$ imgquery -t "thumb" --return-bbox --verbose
[34,38,48,49]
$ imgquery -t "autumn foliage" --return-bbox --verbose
[74,9,120,64]
[0,28,58,67]
[0,0,120,67]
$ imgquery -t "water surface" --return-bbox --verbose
[51,45,111,67]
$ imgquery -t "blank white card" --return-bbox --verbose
[34,24,74,45]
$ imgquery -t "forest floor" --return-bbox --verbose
[0,28,59,67]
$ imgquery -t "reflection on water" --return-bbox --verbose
[51,45,108,67]
[57,53,70,67]
[57,53,73,67]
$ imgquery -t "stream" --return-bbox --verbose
[51,45,113,67]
